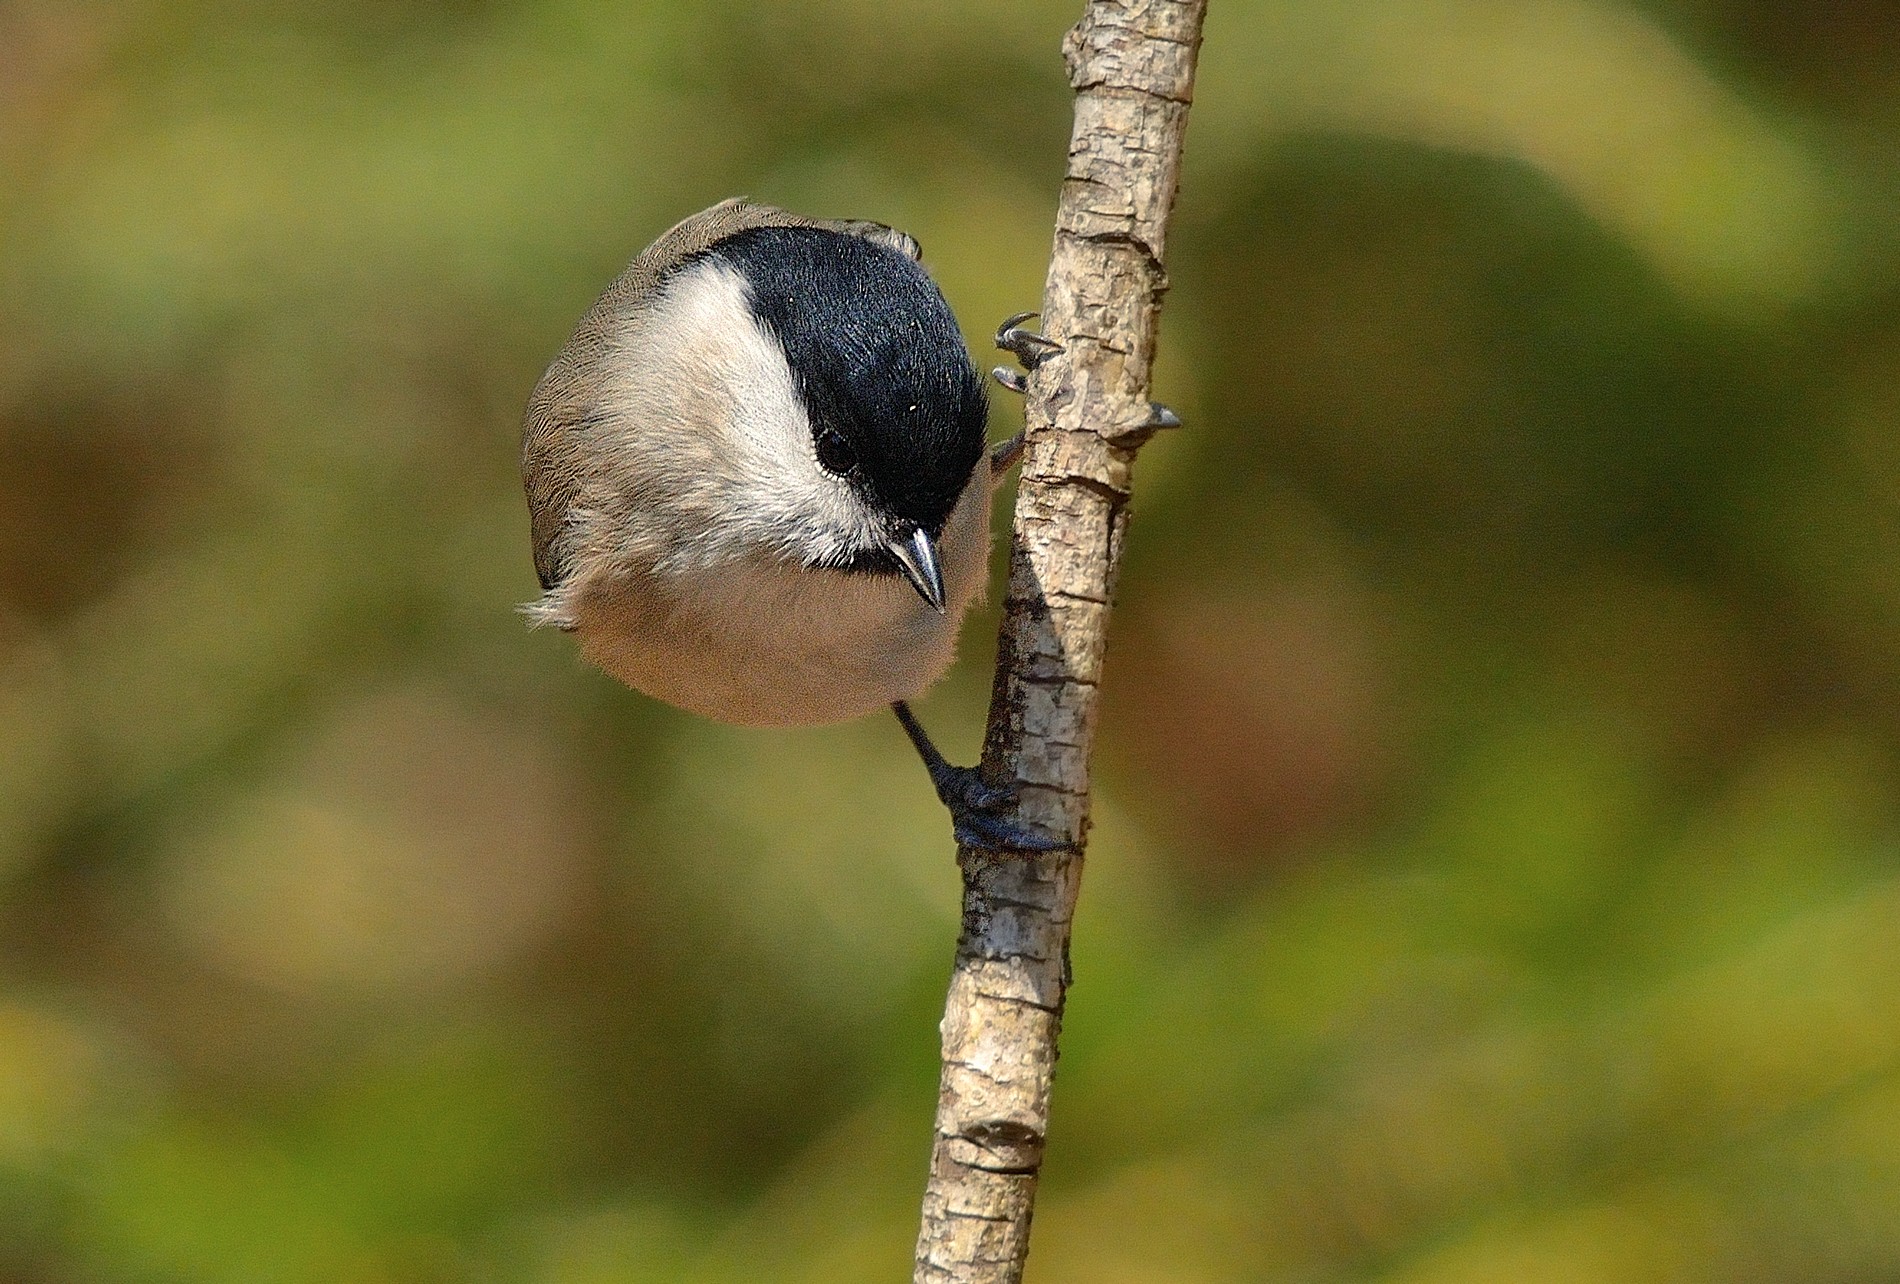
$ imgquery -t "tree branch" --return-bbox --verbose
[912,4,1207,1282]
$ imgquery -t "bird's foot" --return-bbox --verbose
[931,762,1065,852]
[989,311,1060,466]
[988,313,1182,463]
[995,311,1063,375]
[893,701,1064,852]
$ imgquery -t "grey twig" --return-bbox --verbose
[911,3,1208,1281]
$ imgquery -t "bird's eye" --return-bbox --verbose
[814,427,858,475]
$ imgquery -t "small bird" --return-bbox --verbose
[522,199,1060,849]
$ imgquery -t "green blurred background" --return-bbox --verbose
[3,0,1899,1279]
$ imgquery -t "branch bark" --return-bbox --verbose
[912,4,1207,1281]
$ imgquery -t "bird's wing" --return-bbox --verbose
[522,200,923,592]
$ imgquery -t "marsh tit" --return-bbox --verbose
[521,199,1063,849]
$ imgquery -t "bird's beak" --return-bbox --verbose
[889,527,946,613]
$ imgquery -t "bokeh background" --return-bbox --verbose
[3,0,1899,1279]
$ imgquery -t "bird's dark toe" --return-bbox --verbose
[951,807,1066,853]
[988,430,1026,477]
[933,764,1065,852]
[893,701,1066,853]
[995,311,1063,371]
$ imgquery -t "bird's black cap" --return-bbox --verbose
[705,224,987,545]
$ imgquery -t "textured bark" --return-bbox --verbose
[911,4,1207,1282]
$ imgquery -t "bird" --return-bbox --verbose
[521,198,1063,850]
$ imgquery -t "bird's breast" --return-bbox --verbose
[568,466,991,726]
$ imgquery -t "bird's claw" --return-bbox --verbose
[988,312,1050,472]
[1102,400,1186,449]
[995,311,1063,374]
[932,763,1066,853]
